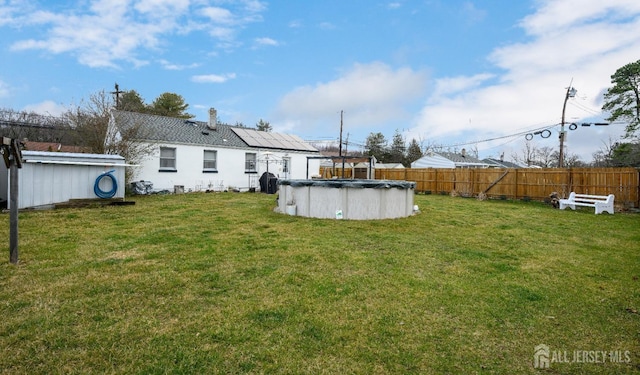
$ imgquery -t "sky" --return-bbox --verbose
[1,0,639,162]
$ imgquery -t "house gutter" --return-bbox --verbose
[24,160,138,167]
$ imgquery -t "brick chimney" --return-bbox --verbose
[208,108,217,130]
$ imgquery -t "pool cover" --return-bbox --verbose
[278,179,415,189]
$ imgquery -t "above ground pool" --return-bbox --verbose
[276,179,416,220]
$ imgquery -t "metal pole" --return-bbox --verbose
[266,158,270,193]
[9,157,18,264]
[339,110,343,157]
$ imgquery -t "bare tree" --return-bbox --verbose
[0,108,73,144]
[64,92,111,154]
[512,141,586,168]
[64,90,155,182]
[468,144,479,159]
[591,137,617,167]
[511,140,538,167]
[558,151,584,167]
[536,146,557,168]
[423,140,445,154]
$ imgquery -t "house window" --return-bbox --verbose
[159,147,176,171]
[203,150,217,172]
[245,153,257,173]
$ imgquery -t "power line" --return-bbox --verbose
[437,123,558,149]
[568,100,601,116]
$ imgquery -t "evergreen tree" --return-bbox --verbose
[118,90,146,113]
[389,129,406,163]
[364,132,387,162]
[602,59,640,139]
[150,92,194,119]
[406,138,423,166]
[256,119,272,132]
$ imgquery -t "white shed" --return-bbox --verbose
[0,151,126,209]
[411,153,456,168]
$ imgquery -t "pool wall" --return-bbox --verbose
[277,179,415,220]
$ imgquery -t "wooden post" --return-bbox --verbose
[9,158,18,264]
[2,137,22,264]
[514,169,519,200]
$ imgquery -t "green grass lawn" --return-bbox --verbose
[0,193,638,374]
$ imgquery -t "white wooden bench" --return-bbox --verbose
[559,192,615,214]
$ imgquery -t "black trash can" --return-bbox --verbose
[259,172,278,194]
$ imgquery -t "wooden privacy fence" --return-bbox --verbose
[374,168,640,208]
[319,166,353,179]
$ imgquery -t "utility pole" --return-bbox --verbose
[344,132,350,155]
[111,83,124,109]
[559,81,577,168]
[339,110,344,157]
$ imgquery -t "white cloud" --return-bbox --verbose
[520,0,640,37]
[318,22,336,30]
[6,0,267,68]
[0,79,9,98]
[202,6,235,25]
[275,62,428,133]
[460,2,487,25]
[191,73,237,83]
[244,0,267,14]
[409,0,640,161]
[159,60,200,70]
[254,37,279,47]
[430,74,494,100]
[22,100,66,117]
[134,0,190,17]
[0,0,25,27]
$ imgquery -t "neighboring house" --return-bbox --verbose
[411,150,491,169]
[375,163,405,169]
[319,160,354,169]
[23,141,90,153]
[411,152,455,168]
[109,109,320,192]
[482,157,524,169]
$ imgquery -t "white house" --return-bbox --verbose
[482,157,524,169]
[411,152,456,168]
[411,150,491,169]
[375,163,405,169]
[110,109,320,192]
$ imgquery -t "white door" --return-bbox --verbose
[282,157,291,179]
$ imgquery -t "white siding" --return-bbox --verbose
[411,154,456,168]
[132,143,320,192]
[1,151,126,209]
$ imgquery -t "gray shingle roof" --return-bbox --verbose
[439,151,486,165]
[482,158,523,168]
[111,110,248,148]
[112,110,318,152]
